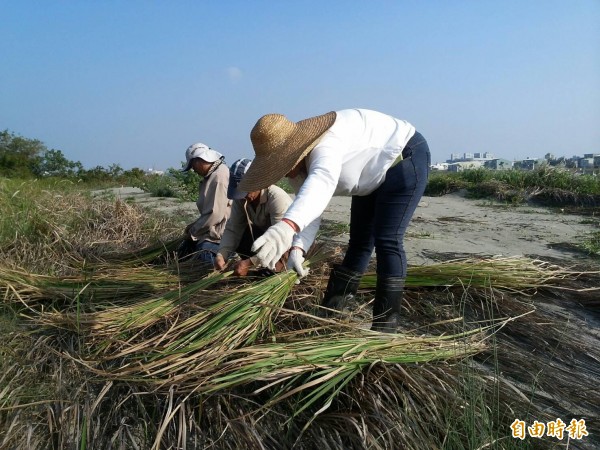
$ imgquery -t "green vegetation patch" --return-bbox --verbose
[426,167,600,206]
[579,231,600,256]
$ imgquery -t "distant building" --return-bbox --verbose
[447,161,484,172]
[441,151,598,171]
[446,152,495,164]
[431,162,449,171]
[484,158,512,170]
[513,158,544,170]
[579,158,595,169]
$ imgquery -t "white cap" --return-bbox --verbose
[182,143,223,171]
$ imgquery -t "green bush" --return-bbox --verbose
[457,168,492,184]
[467,180,527,204]
[165,169,198,201]
[425,172,466,196]
[133,174,179,198]
[426,168,600,205]
[581,231,600,255]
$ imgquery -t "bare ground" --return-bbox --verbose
[320,191,597,266]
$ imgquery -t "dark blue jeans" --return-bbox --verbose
[342,131,430,277]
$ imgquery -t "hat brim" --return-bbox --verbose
[238,111,336,192]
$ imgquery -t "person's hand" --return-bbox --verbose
[287,247,309,278]
[233,258,253,277]
[251,221,296,270]
[214,253,226,271]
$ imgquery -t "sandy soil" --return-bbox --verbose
[96,187,596,265]
[322,191,596,266]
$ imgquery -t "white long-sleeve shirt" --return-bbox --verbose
[284,109,415,251]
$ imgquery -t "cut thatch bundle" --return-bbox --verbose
[360,256,597,293]
[0,264,179,305]
[29,271,229,339]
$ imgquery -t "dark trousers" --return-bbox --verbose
[342,131,430,277]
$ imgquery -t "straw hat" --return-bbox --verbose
[237,111,336,192]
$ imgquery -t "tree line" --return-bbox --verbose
[0,129,148,181]
[1,129,201,201]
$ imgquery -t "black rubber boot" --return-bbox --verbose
[371,276,404,333]
[320,264,362,316]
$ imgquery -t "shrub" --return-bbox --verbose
[458,168,492,184]
[425,172,466,196]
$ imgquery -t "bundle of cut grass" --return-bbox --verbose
[85,236,185,266]
[31,271,229,340]
[68,267,489,413]
[95,270,300,372]
[185,329,486,398]
[0,264,181,305]
[360,256,592,293]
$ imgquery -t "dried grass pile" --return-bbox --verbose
[1,181,599,449]
[0,178,180,272]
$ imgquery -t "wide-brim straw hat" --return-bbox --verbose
[237,111,336,192]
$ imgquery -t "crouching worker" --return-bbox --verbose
[214,158,293,276]
[238,109,430,332]
[179,143,231,264]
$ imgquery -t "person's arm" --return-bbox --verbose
[251,146,342,271]
[284,146,341,251]
[283,146,342,231]
[189,169,229,238]
[291,217,321,252]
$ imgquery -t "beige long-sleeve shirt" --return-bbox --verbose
[189,163,231,243]
[217,185,292,259]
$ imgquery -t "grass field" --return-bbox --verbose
[1,177,598,449]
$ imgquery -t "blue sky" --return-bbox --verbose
[1,1,599,170]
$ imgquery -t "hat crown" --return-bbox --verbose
[239,110,336,192]
[181,142,223,171]
[251,114,296,156]
[230,158,252,183]
[227,158,252,200]
[187,144,222,161]
[185,143,204,159]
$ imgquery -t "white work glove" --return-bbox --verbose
[251,221,295,270]
[287,248,309,278]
